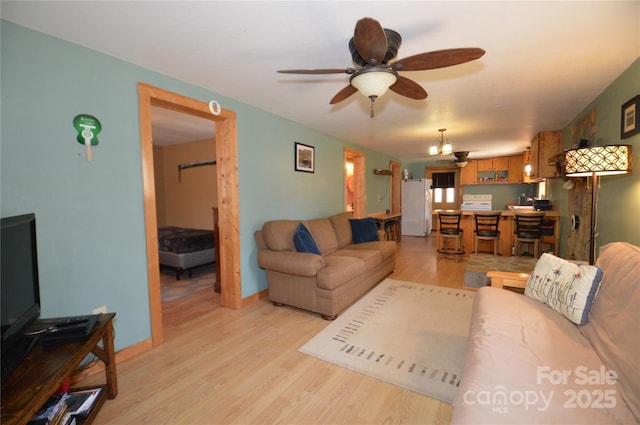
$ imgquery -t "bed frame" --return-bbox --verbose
[159,248,215,280]
[157,226,216,280]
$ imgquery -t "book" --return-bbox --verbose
[28,393,68,425]
[65,387,102,418]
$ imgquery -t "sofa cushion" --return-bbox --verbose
[350,217,380,244]
[306,218,338,255]
[329,212,354,248]
[332,248,382,270]
[316,255,366,290]
[524,253,603,325]
[293,223,321,255]
[262,220,301,251]
[580,242,640,422]
[344,240,397,261]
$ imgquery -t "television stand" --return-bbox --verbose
[1,313,117,425]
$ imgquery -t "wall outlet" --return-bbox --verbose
[93,306,107,314]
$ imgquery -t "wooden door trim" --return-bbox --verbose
[138,83,242,347]
[389,161,401,214]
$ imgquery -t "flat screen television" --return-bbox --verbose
[1,213,41,383]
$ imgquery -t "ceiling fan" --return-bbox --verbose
[278,17,485,117]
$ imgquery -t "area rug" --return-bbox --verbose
[464,254,537,288]
[298,278,474,403]
[160,264,215,302]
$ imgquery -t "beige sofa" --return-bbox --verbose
[452,242,640,424]
[255,212,396,319]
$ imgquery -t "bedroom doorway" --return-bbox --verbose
[150,105,218,311]
[138,83,242,347]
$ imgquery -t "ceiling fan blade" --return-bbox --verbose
[278,68,355,75]
[389,76,428,100]
[330,85,358,104]
[394,48,485,71]
[353,17,387,65]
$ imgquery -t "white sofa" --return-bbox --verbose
[452,242,640,424]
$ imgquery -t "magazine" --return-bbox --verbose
[65,388,102,417]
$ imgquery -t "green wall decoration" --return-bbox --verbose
[73,114,101,161]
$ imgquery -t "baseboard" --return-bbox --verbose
[242,288,269,306]
[71,338,153,383]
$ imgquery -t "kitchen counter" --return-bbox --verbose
[431,209,559,257]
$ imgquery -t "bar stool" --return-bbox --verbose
[514,212,546,258]
[437,210,464,258]
[473,211,502,255]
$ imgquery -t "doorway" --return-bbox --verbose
[138,83,241,347]
[344,148,365,218]
[150,106,218,314]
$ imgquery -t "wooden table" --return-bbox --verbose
[370,213,402,242]
[1,313,117,425]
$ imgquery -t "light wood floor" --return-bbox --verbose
[78,235,471,424]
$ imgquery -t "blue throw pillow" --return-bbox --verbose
[350,217,380,244]
[293,223,321,254]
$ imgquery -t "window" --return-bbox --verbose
[430,170,459,209]
[434,187,455,203]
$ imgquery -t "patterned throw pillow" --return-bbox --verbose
[293,223,321,255]
[349,217,380,244]
[524,253,604,325]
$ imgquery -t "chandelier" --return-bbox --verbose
[429,128,453,156]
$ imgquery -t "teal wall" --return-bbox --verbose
[1,21,399,351]
[551,57,640,258]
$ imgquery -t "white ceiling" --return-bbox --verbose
[3,1,639,161]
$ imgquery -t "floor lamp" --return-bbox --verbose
[565,144,633,264]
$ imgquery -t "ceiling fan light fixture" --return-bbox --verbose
[429,145,439,155]
[350,69,398,99]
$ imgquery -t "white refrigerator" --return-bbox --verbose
[401,179,432,236]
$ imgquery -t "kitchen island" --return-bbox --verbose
[431,210,559,257]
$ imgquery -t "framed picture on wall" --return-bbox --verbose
[621,95,640,139]
[295,142,315,173]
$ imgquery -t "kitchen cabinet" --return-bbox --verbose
[477,157,508,171]
[460,159,477,185]
[461,154,535,185]
[507,154,524,183]
[530,130,562,179]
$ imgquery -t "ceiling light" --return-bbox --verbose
[524,147,532,176]
[430,128,454,155]
[350,69,398,117]
[350,69,398,99]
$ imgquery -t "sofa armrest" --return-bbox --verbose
[486,271,530,289]
[257,249,325,277]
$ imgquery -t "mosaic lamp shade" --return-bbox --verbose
[565,145,633,177]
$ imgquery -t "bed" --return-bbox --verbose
[158,226,215,280]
